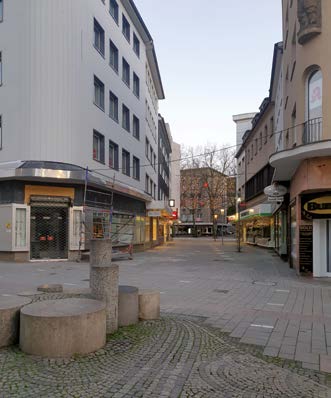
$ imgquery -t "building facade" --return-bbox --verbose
[235,43,283,248]
[180,167,232,236]
[270,0,331,276]
[0,0,166,260]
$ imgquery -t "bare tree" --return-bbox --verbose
[180,144,236,228]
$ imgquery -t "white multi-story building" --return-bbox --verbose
[0,0,165,261]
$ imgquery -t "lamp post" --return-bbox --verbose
[237,197,242,252]
[213,214,218,241]
[220,208,225,245]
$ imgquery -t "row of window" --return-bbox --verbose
[145,174,156,199]
[94,75,140,139]
[94,19,140,97]
[145,138,156,170]
[108,0,140,55]
[93,130,140,180]
[247,117,274,163]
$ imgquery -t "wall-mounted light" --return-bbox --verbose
[169,199,175,207]
[220,209,225,215]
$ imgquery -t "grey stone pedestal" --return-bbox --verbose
[0,296,31,348]
[90,239,119,334]
[118,286,139,327]
[20,298,106,358]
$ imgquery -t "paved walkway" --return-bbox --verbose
[1,314,330,397]
[2,238,331,380]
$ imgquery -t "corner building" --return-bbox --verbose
[0,0,165,260]
[270,0,331,276]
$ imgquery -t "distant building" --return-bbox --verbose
[179,167,233,236]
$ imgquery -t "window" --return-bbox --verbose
[259,132,262,149]
[94,19,105,56]
[270,117,274,136]
[0,0,3,22]
[308,69,322,120]
[109,0,119,23]
[122,149,130,176]
[150,147,153,164]
[145,174,150,193]
[251,144,253,159]
[109,140,119,169]
[93,130,105,163]
[133,33,140,57]
[0,115,2,149]
[122,14,130,42]
[153,154,156,170]
[122,104,130,132]
[109,90,118,121]
[133,115,140,140]
[264,126,268,144]
[154,184,156,200]
[150,180,153,196]
[15,208,27,248]
[109,40,119,72]
[0,52,2,85]
[122,58,130,87]
[133,72,140,98]
[133,156,140,180]
[94,76,105,110]
[145,138,149,159]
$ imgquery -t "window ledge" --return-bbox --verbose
[93,45,105,59]
[94,102,105,112]
[109,115,119,123]
[109,64,119,75]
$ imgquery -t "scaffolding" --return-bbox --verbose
[77,169,136,260]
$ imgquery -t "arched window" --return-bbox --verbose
[304,69,322,143]
[308,69,322,121]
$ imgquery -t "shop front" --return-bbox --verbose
[240,204,275,248]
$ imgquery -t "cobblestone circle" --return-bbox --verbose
[1,313,331,397]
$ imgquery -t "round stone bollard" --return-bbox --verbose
[0,296,32,348]
[118,286,139,327]
[90,239,119,334]
[20,298,106,358]
[138,290,160,320]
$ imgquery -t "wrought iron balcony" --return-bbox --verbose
[270,117,331,181]
[302,117,323,145]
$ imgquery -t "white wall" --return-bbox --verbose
[0,0,160,197]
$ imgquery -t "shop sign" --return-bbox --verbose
[147,210,161,217]
[268,196,284,203]
[264,183,287,198]
[171,211,178,220]
[299,225,313,273]
[302,194,331,220]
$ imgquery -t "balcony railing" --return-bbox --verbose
[302,117,323,144]
[276,117,323,152]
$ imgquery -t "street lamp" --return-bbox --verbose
[220,208,225,245]
[213,214,218,241]
[237,197,242,252]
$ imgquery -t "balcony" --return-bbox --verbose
[270,118,331,181]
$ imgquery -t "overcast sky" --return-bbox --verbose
[135,0,282,148]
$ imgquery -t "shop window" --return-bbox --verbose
[15,208,27,249]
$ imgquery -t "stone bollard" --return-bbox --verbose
[90,239,119,333]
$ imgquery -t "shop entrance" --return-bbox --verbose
[30,197,70,260]
[313,219,331,277]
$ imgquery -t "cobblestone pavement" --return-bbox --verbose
[1,315,331,398]
[2,238,331,372]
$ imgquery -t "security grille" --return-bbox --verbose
[30,199,69,260]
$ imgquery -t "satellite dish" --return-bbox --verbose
[264,183,287,197]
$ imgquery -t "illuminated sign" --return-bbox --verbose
[302,194,331,219]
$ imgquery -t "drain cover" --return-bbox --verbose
[213,289,229,294]
[253,281,277,287]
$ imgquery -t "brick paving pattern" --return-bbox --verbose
[0,316,330,398]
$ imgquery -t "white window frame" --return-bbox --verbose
[12,204,30,251]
